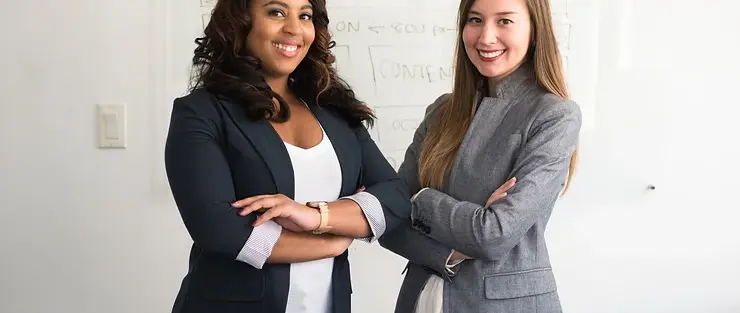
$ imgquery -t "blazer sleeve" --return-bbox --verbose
[378,220,460,281]
[164,96,268,265]
[410,99,582,262]
[344,122,412,240]
[378,94,457,280]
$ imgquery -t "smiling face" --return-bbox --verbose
[247,0,315,79]
[462,0,532,80]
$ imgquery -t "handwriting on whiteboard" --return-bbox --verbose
[369,46,454,84]
[365,45,455,98]
[330,20,456,37]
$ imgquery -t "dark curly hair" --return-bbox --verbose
[188,0,374,128]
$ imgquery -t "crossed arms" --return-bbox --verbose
[379,96,582,278]
[164,97,410,269]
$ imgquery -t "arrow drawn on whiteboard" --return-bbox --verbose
[432,25,457,36]
[368,25,385,33]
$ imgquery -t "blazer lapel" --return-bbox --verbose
[217,97,295,198]
[310,105,357,197]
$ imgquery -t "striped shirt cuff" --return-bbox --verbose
[235,220,282,269]
[341,191,386,243]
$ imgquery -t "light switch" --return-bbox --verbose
[103,113,119,139]
[97,103,126,149]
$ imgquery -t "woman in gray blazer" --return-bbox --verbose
[378,0,582,312]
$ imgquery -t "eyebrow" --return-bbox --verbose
[263,0,313,10]
[468,10,518,16]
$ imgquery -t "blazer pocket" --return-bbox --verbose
[483,267,556,299]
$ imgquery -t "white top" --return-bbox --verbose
[414,252,463,313]
[283,125,342,313]
[234,104,387,310]
[415,276,444,313]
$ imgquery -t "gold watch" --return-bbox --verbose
[306,201,332,234]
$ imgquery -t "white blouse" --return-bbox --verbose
[282,125,342,313]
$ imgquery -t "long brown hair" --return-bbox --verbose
[418,0,579,193]
[190,0,373,127]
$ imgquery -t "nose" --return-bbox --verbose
[282,15,303,36]
[479,23,498,45]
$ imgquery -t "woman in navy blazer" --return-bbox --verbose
[164,0,411,312]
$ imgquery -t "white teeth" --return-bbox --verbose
[479,50,504,58]
[273,43,298,52]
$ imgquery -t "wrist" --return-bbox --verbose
[448,251,461,263]
[448,250,467,264]
[305,201,332,234]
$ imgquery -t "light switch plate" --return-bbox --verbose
[97,103,127,149]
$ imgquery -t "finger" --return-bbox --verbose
[239,198,279,216]
[233,194,275,207]
[253,207,285,226]
[485,178,517,207]
[489,187,512,201]
[496,177,516,192]
[232,194,275,208]
[485,192,507,207]
[241,199,276,215]
[494,177,517,194]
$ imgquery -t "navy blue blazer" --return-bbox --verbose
[164,89,411,313]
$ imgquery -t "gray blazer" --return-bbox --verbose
[379,64,582,313]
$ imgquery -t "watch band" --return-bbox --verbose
[306,201,332,234]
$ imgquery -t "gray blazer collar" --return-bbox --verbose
[482,62,536,100]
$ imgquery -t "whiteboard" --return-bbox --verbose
[163,0,599,312]
[165,0,598,172]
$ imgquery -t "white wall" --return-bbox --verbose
[0,0,191,312]
[1,1,739,313]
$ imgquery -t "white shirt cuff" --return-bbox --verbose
[444,250,464,275]
[235,220,282,269]
[411,187,430,202]
[341,191,386,243]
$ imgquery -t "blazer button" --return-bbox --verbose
[424,226,431,234]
